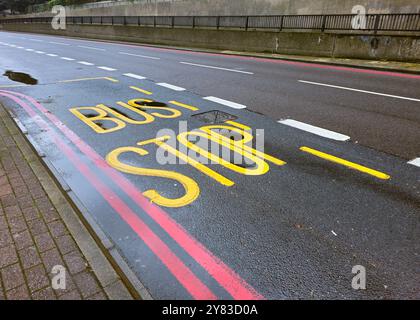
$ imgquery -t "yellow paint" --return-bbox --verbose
[137,136,234,187]
[126,99,181,119]
[69,107,126,134]
[200,125,286,166]
[225,120,251,131]
[106,146,200,208]
[59,77,118,83]
[0,84,27,88]
[177,131,270,176]
[130,86,152,95]
[101,103,155,125]
[169,101,199,112]
[104,77,119,83]
[300,147,391,180]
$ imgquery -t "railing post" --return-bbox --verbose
[321,15,327,32]
[100,16,103,25]
[138,16,140,26]
[172,16,175,28]
[217,16,220,29]
[245,16,249,30]
[279,15,283,31]
[123,16,126,26]
[373,14,380,34]
[111,16,114,25]
[192,16,195,28]
[154,16,156,27]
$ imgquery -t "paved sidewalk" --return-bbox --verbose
[0,103,132,300]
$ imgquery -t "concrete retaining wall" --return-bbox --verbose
[1,23,419,62]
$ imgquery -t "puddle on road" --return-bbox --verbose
[3,70,38,85]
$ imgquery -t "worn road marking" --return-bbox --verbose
[97,66,117,71]
[78,45,106,51]
[408,158,420,168]
[119,52,160,60]
[58,77,118,83]
[78,61,94,66]
[123,73,146,80]
[130,86,152,95]
[180,62,254,75]
[25,49,34,52]
[300,147,391,180]
[169,101,199,111]
[29,39,43,42]
[203,96,247,109]
[278,119,351,141]
[299,80,420,102]
[157,83,186,91]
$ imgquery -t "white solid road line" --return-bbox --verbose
[78,45,106,51]
[123,73,147,80]
[203,96,247,109]
[278,119,351,141]
[78,61,94,66]
[180,62,254,75]
[118,52,160,60]
[408,158,420,167]
[49,41,70,46]
[97,66,117,71]
[157,83,186,91]
[61,57,75,61]
[299,80,420,103]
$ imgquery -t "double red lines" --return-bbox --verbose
[0,90,263,300]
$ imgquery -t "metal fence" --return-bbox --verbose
[1,14,419,32]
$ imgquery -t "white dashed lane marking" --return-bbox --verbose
[123,73,147,80]
[278,119,351,142]
[408,158,420,168]
[61,57,75,61]
[203,96,247,109]
[78,61,94,66]
[156,83,186,91]
[97,66,117,71]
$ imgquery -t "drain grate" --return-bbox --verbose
[191,110,237,124]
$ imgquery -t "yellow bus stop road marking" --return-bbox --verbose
[130,86,153,95]
[169,101,199,111]
[59,77,119,83]
[300,146,391,180]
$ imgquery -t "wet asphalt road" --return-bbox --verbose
[0,30,419,300]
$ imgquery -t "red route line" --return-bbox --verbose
[0,90,264,300]
[0,91,217,300]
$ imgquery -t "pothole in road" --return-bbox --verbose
[3,70,38,85]
[192,110,237,124]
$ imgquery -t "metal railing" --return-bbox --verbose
[1,14,419,32]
